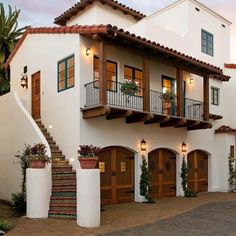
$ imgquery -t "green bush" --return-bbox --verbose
[11,192,26,213]
[0,219,9,232]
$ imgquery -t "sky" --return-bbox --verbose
[3,0,236,61]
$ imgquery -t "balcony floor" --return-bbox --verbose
[81,105,212,130]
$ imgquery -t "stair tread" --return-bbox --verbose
[49,210,76,214]
[50,203,76,207]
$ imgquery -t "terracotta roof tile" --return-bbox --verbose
[215,125,236,134]
[5,24,231,82]
[54,0,145,26]
[225,63,236,69]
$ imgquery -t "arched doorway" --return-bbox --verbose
[148,148,176,199]
[98,147,134,205]
[187,150,208,193]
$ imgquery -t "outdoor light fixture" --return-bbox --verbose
[182,142,187,154]
[140,139,147,152]
[21,74,28,89]
[86,48,92,56]
[189,77,194,84]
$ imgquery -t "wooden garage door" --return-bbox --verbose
[148,149,176,199]
[98,147,134,205]
[32,72,41,119]
[187,150,208,193]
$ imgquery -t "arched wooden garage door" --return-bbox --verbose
[148,149,176,199]
[98,147,134,205]
[187,150,208,193]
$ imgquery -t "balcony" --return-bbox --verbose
[83,80,210,130]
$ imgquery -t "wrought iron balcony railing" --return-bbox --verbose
[84,80,204,121]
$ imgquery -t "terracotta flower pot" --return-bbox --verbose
[79,157,98,169]
[30,160,46,169]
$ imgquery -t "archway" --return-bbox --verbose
[148,148,177,199]
[98,146,134,205]
[187,150,209,193]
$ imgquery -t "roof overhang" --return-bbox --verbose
[54,0,146,26]
[5,25,231,82]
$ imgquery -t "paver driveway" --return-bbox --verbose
[98,201,236,236]
[5,193,236,236]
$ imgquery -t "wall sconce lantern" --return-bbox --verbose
[21,74,28,89]
[189,77,194,85]
[85,48,92,56]
[182,142,187,154]
[140,139,147,152]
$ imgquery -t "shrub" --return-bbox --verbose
[11,192,26,214]
[0,220,9,232]
[78,145,100,157]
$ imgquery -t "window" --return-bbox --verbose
[58,55,74,92]
[93,56,117,91]
[124,65,143,95]
[201,30,214,56]
[211,87,219,106]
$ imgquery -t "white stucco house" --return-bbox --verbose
[1,0,236,219]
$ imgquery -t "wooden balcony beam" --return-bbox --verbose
[99,41,107,105]
[160,117,185,128]
[176,68,184,117]
[83,106,110,119]
[143,57,150,112]
[106,109,133,120]
[203,75,210,121]
[126,112,154,124]
[187,121,212,130]
[144,114,170,124]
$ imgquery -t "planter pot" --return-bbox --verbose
[30,160,46,169]
[79,157,98,169]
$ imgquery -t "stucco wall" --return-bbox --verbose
[10,34,81,168]
[128,0,230,68]
[67,2,137,29]
[0,92,51,201]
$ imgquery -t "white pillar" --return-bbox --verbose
[77,169,100,228]
[26,168,50,218]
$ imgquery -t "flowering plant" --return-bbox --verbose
[120,79,139,96]
[78,145,101,158]
[161,91,175,102]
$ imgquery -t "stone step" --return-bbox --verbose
[52,166,73,172]
[52,186,76,192]
[52,160,69,165]
[52,170,75,176]
[51,150,63,156]
[51,191,76,198]
[50,197,76,205]
[50,204,76,212]
[48,210,76,219]
[51,156,65,161]
[52,183,76,189]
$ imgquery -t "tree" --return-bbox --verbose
[0,3,25,93]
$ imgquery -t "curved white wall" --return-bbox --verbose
[0,92,51,201]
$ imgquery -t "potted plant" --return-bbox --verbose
[78,145,100,169]
[161,91,175,103]
[17,143,50,169]
[120,79,139,97]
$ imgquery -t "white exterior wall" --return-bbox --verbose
[10,34,81,167]
[67,2,137,29]
[128,0,231,68]
[223,68,236,126]
[0,92,51,201]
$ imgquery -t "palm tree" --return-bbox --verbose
[0,3,25,94]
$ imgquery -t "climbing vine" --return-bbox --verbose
[140,156,154,203]
[180,157,197,197]
[228,155,236,190]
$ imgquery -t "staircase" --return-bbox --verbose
[36,120,77,219]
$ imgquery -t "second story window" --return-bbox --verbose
[211,87,219,106]
[58,55,74,92]
[93,56,117,91]
[124,65,143,95]
[201,30,214,56]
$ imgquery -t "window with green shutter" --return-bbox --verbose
[58,55,75,92]
[201,30,214,56]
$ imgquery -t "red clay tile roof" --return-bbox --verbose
[5,24,230,82]
[215,125,236,134]
[225,63,236,69]
[54,0,145,26]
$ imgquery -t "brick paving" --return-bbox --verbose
[5,192,236,236]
